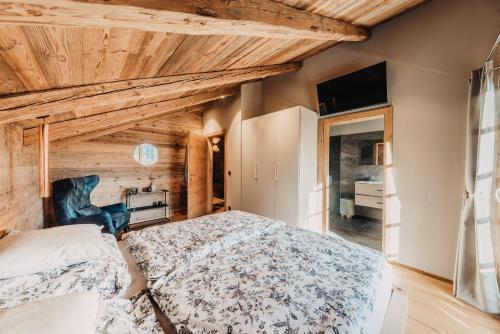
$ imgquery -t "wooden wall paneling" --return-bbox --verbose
[0,123,43,231]
[0,55,26,94]
[23,88,237,145]
[0,63,299,125]
[23,25,84,88]
[50,104,209,145]
[0,0,369,41]
[0,26,49,92]
[49,110,203,224]
[187,131,208,219]
[0,2,423,96]
[274,0,426,27]
[119,32,187,79]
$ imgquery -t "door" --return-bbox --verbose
[275,107,300,226]
[187,131,207,219]
[242,118,259,213]
[256,113,277,219]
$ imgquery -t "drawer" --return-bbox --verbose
[355,194,384,209]
[355,183,383,197]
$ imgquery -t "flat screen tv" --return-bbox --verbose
[317,62,387,116]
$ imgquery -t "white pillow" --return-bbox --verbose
[0,224,108,279]
[0,292,100,334]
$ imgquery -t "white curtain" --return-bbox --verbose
[454,44,500,313]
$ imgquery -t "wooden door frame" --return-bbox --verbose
[206,130,227,213]
[318,106,393,255]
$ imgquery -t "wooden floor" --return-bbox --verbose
[392,265,500,333]
[329,213,382,251]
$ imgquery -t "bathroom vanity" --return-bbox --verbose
[355,181,383,209]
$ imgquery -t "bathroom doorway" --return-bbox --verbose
[318,107,393,253]
[207,132,226,213]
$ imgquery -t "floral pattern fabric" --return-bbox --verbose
[0,234,131,309]
[97,292,162,334]
[125,211,390,334]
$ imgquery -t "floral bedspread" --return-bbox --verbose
[0,233,131,309]
[125,211,390,334]
[97,292,162,334]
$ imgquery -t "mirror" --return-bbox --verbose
[134,143,159,166]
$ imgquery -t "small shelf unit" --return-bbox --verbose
[126,189,171,224]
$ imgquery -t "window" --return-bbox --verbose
[134,144,159,166]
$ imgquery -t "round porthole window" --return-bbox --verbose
[134,143,159,166]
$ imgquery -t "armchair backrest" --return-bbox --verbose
[52,175,99,225]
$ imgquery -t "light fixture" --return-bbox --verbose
[212,137,221,144]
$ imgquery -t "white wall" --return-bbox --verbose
[203,95,242,210]
[259,0,500,279]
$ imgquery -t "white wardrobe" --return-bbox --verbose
[242,106,318,228]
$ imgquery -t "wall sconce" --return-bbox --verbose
[212,137,221,152]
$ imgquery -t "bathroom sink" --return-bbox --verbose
[355,180,383,185]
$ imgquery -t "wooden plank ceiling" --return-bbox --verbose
[0,0,425,144]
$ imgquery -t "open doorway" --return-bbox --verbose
[207,132,226,213]
[329,118,384,251]
[319,107,393,254]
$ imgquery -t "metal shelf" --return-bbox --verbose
[129,203,169,212]
[126,189,171,224]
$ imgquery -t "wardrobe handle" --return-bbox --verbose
[253,162,258,180]
[275,162,279,182]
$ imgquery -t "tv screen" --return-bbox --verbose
[317,62,387,116]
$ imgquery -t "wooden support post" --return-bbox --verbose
[39,122,50,198]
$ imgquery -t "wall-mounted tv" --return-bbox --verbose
[317,62,387,117]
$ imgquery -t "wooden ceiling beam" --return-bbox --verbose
[0,63,301,125]
[23,88,236,145]
[0,0,369,41]
[51,104,209,146]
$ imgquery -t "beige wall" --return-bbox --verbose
[241,81,263,120]
[259,0,500,279]
[0,124,43,231]
[203,94,243,210]
[203,83,267,210]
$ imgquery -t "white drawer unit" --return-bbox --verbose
[355,182,383,209]
[355,194,384,209]
[355,182,383,197]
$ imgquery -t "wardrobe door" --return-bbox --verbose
[256,113,276,219]
[275,107,300,226]
[242,118,259,214]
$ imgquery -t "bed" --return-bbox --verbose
[0,226,162,334]
[124,210,395,333]
[0,233,130,309]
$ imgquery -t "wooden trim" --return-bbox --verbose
[317,106,393,255]
[390,261,453,284]
[0,63,300,125]
[0,0,369,41]
[38,123,50,198]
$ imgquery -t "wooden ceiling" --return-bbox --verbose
[0,0,425,144]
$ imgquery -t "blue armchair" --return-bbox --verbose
[52,175,130,235]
